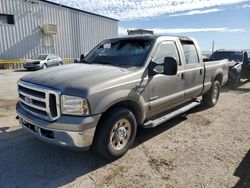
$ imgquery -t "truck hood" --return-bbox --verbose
[24,60,41,64]
[228,60,242,68]
[20,63,135,96]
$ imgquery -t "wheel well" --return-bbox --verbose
[99,100,142,126]
[214,74,223,85]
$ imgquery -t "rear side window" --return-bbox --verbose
[181,41,199,64]
[154,41,180,65]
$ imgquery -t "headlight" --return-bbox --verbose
[61,95,89,116]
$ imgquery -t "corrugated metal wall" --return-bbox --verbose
[0,0,118,59]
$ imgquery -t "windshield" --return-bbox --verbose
[210,51,243,62]
[84,38,154,67]
[34,55,48,60]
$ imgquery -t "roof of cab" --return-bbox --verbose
[108,34,193,41]
[215,49,247,53]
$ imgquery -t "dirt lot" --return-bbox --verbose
[0,69,249,188]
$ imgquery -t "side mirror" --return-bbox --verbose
[80,54,85,63]
[148,57,178,76]
[163,57,178,75]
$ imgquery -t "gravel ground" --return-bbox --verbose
[0,69,249,188]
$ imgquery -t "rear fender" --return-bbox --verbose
[212,68,223,84]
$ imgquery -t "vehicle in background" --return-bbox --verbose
[73,58,80,63]
[202,54,210,62]
[23,54,63,70]
[127,29,154,35]
[210,49,250,87]
[17,35,229,160]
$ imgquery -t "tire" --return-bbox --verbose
[59,62,63,66]
[93,107,137,161]
[202,80,220,108]
[42,64,47,69]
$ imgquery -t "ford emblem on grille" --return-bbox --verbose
[24,96,32,104]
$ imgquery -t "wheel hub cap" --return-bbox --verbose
[212,85,219,103]
[114,127,127,141]
[109,119,132,151]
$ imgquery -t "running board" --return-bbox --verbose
[142,101,200,128]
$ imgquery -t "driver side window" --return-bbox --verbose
[154,41,180,65]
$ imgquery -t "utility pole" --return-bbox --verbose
[212,40,215,53]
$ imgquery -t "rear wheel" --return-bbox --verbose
[93,107,137,161]
[202,80,220,108]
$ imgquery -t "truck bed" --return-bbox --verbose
[203,59,229,93]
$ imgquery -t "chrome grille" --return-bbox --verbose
[18,81,61,121]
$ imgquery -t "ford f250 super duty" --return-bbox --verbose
[16,35,229,160]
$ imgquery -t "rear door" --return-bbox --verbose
[180,40,204,99]
[145,40,186,117]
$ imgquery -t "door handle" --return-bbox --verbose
[177,72,184,79]
[200,69,203,75]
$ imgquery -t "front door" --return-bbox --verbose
[143,41,185,118]
[47,55,57,67]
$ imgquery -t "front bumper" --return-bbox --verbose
[23,64,41,69]
[16,102,101,149]
[228,69,240,82]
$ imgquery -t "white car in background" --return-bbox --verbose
[23,54,63,70]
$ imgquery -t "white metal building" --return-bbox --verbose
[0,0,118,59]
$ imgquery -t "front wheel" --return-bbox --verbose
[42,64,47,69]
[93,107,137,161]
[230,74,241,89]
[202,80,220,108]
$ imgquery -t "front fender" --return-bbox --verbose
[90,89,147,123]
[229,64,242,81]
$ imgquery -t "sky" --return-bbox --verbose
[48,0,250,51]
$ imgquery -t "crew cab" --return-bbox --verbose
[16,35,229,160]
[210,49,250,87]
